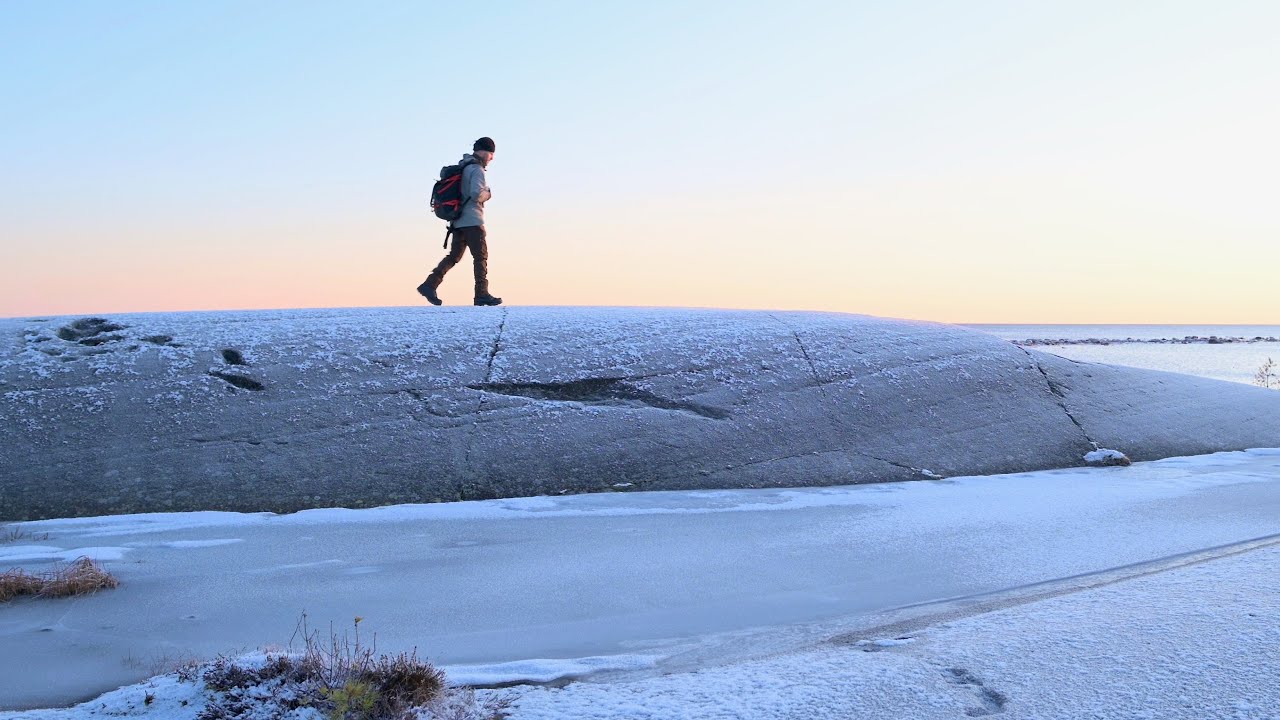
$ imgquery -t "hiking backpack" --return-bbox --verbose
[431,164,466,221]
[430,164,469,247]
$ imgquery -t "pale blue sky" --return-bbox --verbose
[2,1,1277,320]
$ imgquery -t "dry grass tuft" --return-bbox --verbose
[41,557,120,597]
[0,570,44,602]
[367,650,447,710]
[0,557,119,602]
[1,525,50,544]
[196,614,506,720]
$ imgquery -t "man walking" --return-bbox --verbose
[419,137,502,306]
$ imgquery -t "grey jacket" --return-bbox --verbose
[451,154,491,228]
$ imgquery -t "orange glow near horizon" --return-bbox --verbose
[6,171,1279,324]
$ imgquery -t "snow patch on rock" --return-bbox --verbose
[1084,448,1132,466]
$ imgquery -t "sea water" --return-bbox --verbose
[965,325,1280,386]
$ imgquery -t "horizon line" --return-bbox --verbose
[2,302,1278,326]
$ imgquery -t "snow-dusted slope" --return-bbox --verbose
[2,307,1278,520]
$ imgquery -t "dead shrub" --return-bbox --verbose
[365,650,447,714]
[0,557,118,602]
[294,615,448,716]
[194,614,495,720]
[1256,358,1278,389]
[202,656,269,693]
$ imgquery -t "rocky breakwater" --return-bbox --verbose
[3,307,1279,520]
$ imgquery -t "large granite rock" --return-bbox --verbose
[2,307,1277,520]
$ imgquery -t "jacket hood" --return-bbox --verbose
[459,153,485,168]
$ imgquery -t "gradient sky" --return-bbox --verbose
[2,1,1277,322]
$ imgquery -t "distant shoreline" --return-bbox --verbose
[1014,335,1280,347]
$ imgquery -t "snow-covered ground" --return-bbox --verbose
[4,449,1280,713]
[500,538,1280,719]
[14,537,1280,719]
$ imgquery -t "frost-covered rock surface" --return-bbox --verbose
[3,307,1279,519]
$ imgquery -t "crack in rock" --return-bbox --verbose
[468,378,730,420]
[208,371,265,391]
[482,310,507,385]
[944,667,1008,716]
[461,309,509,499]
[191,437,264,446]
[859,451,946,479]
[769,314,827,392]
[792,331,824,389]
[1021,348,1095,447]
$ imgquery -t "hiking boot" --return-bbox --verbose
[417,281,442,306]
[473,294,503,307]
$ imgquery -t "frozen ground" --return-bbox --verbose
[13,540,1280,720]
[6,308,1280,519]
[498,539,1280,719]
[3,449,1280,711]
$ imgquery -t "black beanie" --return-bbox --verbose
[473,137,496,153]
